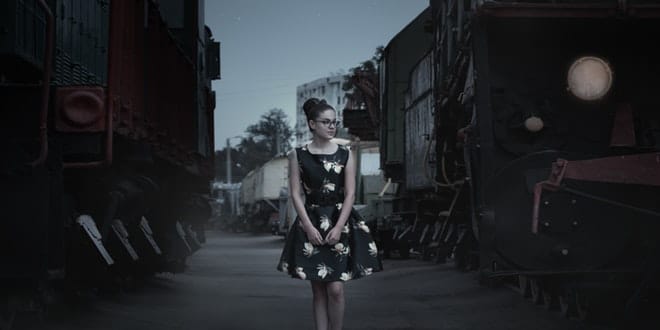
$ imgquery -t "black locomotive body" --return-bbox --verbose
[377,0,660,320]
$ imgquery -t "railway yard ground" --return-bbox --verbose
[11,231,627,330]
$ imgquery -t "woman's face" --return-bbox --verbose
[310,109,337,140]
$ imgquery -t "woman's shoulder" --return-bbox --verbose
[288,147,301,159]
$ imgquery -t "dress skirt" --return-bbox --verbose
[276,204,382,282]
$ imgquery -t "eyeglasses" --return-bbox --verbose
[314,119,341,128]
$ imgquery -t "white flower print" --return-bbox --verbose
[296,267,306,280]
[323,160,333,172]
[368,241,378,257]
[303,242,318,257]
[358,264,373,276]
[333,243,350,257]
[322,182,336,192]
[336,203,343,210]
[281,262,289,272]
[340,272,353,281]
[316,263,334,279]
[358,221,370,233]
[319,215,331,231]
[342,224,350,234]
[321,160,344,174]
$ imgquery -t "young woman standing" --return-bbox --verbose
[277,98,382,330]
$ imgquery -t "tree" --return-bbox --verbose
[341,47,383,140]
[214,108,293,182]
[243,108,293,158]
[342,46,383,95]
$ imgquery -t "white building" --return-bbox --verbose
[295,75,349,146]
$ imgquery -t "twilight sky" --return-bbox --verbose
[205,0,429,150]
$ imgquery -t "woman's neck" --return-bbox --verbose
[308,137,335,152]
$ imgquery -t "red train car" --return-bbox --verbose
[0,0,220,316]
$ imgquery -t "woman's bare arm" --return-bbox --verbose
[335,147,356,229]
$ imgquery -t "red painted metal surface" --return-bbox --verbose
[532,153,660,233]
[111,1,204,173]
[610,104,636,147]
[63,0,123,168]
[29,0,54,167]
[55,87,106,132]
[62,1,213,175]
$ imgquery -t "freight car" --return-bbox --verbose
[379,0,660,323]
[378,7,460,260]
[0,0,219,322]
[240,155,289,233]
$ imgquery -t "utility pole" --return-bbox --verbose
[276,127,281,156]
[226,135,242,184]
[226,138,232,184]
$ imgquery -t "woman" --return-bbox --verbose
[277,98,382,330]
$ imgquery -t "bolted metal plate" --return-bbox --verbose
[484,151,634,271]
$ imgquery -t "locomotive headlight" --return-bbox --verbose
[524,115,544,133]
[567,56,613,101]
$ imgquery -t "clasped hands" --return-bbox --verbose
[304,224,342,246]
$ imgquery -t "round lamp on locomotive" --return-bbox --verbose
[566,56,613,101]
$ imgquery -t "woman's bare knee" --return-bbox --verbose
[326,282,344,301]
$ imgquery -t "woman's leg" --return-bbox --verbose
[311,281,329,330]
[326,281,345,330]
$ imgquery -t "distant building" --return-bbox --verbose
[295,75,350,146]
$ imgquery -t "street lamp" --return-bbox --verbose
[226,136,242,184]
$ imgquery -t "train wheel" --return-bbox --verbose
[530,279,544,305]
[518,275,531,298]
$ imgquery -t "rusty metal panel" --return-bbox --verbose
[405,94,435,190]
[380,8,433,181]
[409,52,433,102]
[0,0,47,72]
[405,51,435,190]
[53,0,108,86]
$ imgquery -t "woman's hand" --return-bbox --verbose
[324,226,342,245]
[304,224,324,245]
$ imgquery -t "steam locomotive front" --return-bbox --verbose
[471,12,660,273]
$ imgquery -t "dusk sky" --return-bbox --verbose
[205,0,429,150]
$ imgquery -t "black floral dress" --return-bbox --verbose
[276,144,382,282]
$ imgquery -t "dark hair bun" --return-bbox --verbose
[303,98,321,117]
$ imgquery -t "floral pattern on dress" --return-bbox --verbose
[303,242,319,257]
[358,221,370,233]
[316,263,333,279]
[319,215,331,231]
[276,145,382,282]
